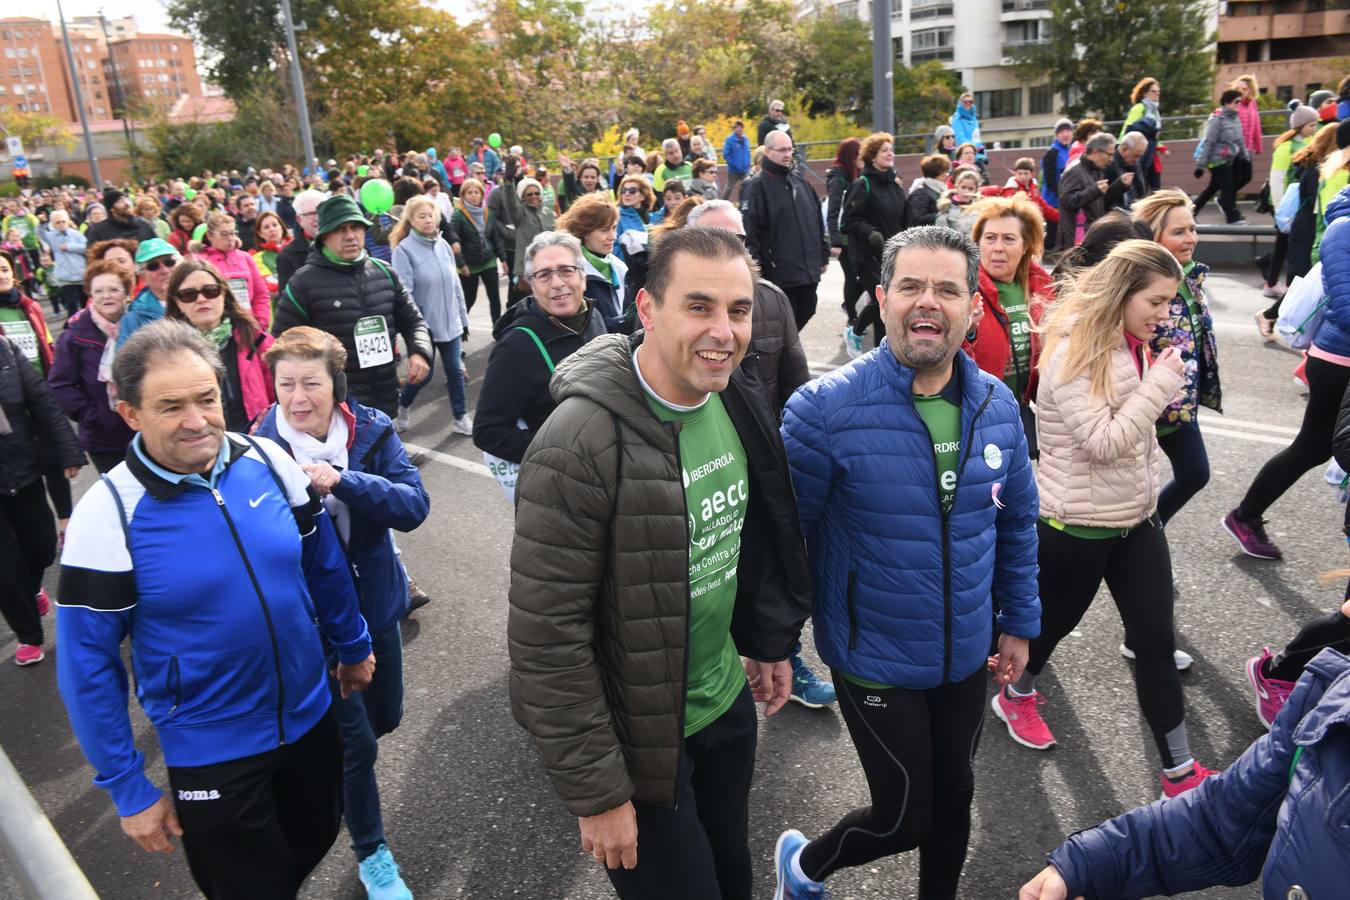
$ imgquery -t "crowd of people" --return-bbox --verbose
[1,73,1350,900]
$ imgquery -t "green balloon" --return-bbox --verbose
[488,132,503,149]
[357,165,369,176]
[359,178,395,215]
[206,177,216,187]
[183,188,197,200]
[192,223,208,241]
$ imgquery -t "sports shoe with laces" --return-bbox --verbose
[394,406,411,433]
[1119,643,1194,671]
[451,414,474,436]
[1160,762,1218,800]
[15,644,44,666]
[991,687,1056,750]
[789,660,836,708]
[1246,648,1294,730]
[358,844,413,900]
[1253,309,1276,340]
[35,588,50,617]
[842,324,865,360]
[773,829,829,899]
[405,580,431,616]
[1221,508,1282,560]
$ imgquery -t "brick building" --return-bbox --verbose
[1215,0,1347,102]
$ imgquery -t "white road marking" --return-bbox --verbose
[404,443,493,479]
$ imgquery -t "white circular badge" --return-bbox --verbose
[983,443,1003,470]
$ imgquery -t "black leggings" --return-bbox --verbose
[1240,355,1350,520]
[850,269,886,345]
[1157,420,1210,524]
[1029,519,1187,768]
[1267,578,1350,682]
[44,463,73,520]
[460,268,502,324]
[839,253,862,324]
[1193,163,1241,223]
[0,479,56,646]
[799,668,985,899]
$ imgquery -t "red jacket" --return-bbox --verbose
[980,181,1060,224]
[232,326,276,426]
[0,291,55,373]
[964,262,1054,403]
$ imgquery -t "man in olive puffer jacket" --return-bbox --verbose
[508,227,812,900]
[273,195,433,416]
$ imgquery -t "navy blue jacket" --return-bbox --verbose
[1048,649,1350,899]
[1316,185,1350,358]
[56,434,370,817]
[781,347,1040,689]
[255,397,430,636]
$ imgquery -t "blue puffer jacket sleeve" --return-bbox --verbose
[1315,185,1350,358]
[992,414,1040,639]
[1046,650,1350,899]
[781,383,835,543]
[331,422,429,533]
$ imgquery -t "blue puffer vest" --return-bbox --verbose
[781,346,1040,690]
[1316,186,1350,358]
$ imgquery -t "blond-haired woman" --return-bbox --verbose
[390,194,472,435]
[1120,76,1167,192]
[991,240,1219,798]
[449,177,504,323]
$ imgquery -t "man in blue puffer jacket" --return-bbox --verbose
[772,226,1040,899]
[1020,648,1350,900]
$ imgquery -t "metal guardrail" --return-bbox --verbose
[1197,222,1279,237]
[0,744,99,899]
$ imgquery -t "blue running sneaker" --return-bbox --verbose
[773,829,829,899]
[358,844,413,900]
[790,659,837,708]
[843,324,865,360]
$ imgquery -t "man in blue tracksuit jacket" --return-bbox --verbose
[55,320,373,900]
[771,226,1041,899]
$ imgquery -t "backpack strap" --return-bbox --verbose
[99,473,133,549]
[512,326,556,373]
[368,257,398,288]
[1289,745,1304,782]
[239,434,292,502]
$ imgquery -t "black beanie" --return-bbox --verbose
[102,188,125,210]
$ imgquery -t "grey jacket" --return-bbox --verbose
[391,231,470,342]
[39,225,87,287]
[1195,108,1246,168]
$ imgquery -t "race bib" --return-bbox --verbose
[484,452,521,504]
[1,320,39,363]
[226,277,250,309]
[353,315,394,369]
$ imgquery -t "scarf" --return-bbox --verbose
[276,409,352,542]
[460,199,488,235]
[550,302,592,336]
[87,305,121,409]
[322,245,369,266]
[581,246,616,286]
[1142,97,1162,129]
[201,317,233,350]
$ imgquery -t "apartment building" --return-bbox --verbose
[0,15,202,124]
[1216,0,1349,102]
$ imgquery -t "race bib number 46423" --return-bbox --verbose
[353,316,394,369]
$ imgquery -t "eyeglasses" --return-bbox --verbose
[143,258,176,272]
[528,265,581,284]
[174,283,224,303]
[890,279,968,302]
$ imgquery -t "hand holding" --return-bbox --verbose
[120,796,182,853]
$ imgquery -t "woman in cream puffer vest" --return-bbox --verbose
[990,241,1221,799]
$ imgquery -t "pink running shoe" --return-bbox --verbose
[991,688,1057,750]
[1221,508,1283,560]
[15,644,44,666]
[1160,762,1219,800]
[1246,649,1295,730]
[35,588,50,617]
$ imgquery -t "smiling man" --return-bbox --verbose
[774,226,1041,899]
[508,227,812,899]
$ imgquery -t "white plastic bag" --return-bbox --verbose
[1276,262,1327,350]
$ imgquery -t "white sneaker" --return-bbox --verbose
[843,324,865,360]
[452,414,474,435]
[1120,643,1194,671]
[394,406,411,432]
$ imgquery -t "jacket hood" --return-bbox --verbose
[489,294,600,342]
[549,332,677,449]
[1325,184,1350,225]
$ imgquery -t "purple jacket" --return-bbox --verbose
[1047,648,1350,899]
[48,310,136,453]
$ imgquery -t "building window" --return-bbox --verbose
[1029,84,1054,115]
[911,0,955,18]
[890,0,902,16]
[911,27,955,61]
[0,85,5,95]
[86,59,97,69]
[17,47,27,58]
[1005,18,1047,47]
[2,49,11,59]
[1276,84,1293,102]
[96,106,105,115]
[975,88,1023,119]
[16,102,26,112]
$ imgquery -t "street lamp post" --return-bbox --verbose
[279,0,316,169]
[56,0,101,186]
[872,0,894,134]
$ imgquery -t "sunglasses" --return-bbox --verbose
[143,258,175,272]
[175,283,224,303]
[620,186,641,195]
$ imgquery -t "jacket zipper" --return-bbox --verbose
[846,571,859,650]
[210,487,288,745]
[912,382,995,684]
[667,422,691,810]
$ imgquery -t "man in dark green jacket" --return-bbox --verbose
[507,227,812,900]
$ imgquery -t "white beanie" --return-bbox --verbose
[516,177,542,199]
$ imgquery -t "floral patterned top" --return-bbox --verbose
[1152,260,1222,430]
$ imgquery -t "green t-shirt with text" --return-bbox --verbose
[842,391,962,691]
[997,279,1032,397]
[641,380,749,737]
[0,306,42,373]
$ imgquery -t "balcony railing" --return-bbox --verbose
[1002,38,1050,53]
[911,47,955,61]
[1002,0,1049,10]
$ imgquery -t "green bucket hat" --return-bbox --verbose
[316,194,370,238]
[134,237,178,265]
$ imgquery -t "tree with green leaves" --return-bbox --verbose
[794,11,871,121]
[1009,0,1215,122]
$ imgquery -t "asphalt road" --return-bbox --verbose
[1,248,1334,900]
